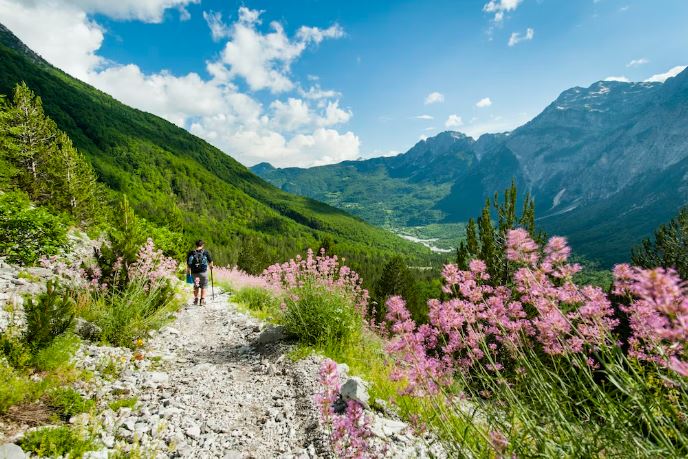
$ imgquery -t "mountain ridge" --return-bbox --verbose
[254,70,688,265]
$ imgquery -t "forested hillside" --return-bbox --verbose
[0,23,432,278]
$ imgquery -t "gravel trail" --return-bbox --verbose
[135,291,329,458]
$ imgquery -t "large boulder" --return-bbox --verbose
[0,444,26,459]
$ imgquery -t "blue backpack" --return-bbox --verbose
[188,250,208,273]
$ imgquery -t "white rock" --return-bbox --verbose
[0,444,25,459]
[185,423,201,439]
[340,377,370,408]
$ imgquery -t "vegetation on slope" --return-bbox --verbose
[0,27,432,281]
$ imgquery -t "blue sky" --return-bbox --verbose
[1,0,687,166]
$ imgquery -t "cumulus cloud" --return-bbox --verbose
[424,92,445,105]
[0,1,356,167]
[445,114,463,128]
[415,114,434,120]
[213,7,344,93]
[644,65,687,83]
[483,0,523,22]
[604,75,630,82]
[508,27,534,46]
[476,97,493,108]
[0,0,104,80]
[626,58,649,67]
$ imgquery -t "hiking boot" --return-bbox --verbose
[200,298,207,306]
[193,298,199,305]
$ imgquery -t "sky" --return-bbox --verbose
[0,0,686,167]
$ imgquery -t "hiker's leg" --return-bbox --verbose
[193,275,201,304]
[198,273,208,304]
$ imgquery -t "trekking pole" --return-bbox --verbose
[210,266,215,301]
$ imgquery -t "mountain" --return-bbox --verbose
[0,23,431,273]
[254,74,688,265]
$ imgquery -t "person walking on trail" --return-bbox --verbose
[187,240,213,305]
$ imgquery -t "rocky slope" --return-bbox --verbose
[255,68,688,265]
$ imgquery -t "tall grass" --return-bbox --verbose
[75,278,180,347]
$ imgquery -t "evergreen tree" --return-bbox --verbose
[0,95,19,189]
[456,180,544,285]
[10,82,57,200]
[95,195,146,288]
[373,256,420,322]
[632,206,688,280]
[52,132,99,222]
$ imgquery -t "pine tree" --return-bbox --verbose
[373,256,419,321]
[10,82,58,200]
[0,95,19,189]
[456,181,545,285]
[53,132,99,221]
[632,207,688,280]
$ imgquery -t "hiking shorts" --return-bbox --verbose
[192,272,208,288]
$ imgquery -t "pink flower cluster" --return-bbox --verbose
[614,264,688,376]
[386,229,621,396]
[315,359,376,458]
[213,266,283,295]
[262,249,369,313]
[128,238,178,286]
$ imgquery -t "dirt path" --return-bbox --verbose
[130,291,329,458]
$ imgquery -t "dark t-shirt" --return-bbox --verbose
[187,249,212,273]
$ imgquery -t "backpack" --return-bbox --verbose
[188,250,208,273]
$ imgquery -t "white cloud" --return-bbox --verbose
[644,65,687,83]
[203,10,231,41]
[415,114,434,120]
[0,1,357,167]
[476,97,493,108]
[445,114,464,129]
[213,7,344,93]
[626,58,649,67]
[483,0,523,22]
[0,0,105,81]
[298,85,341,100]
[66,0,198,22]
[603,75,630,82]
[508,27,534,46]
[424,92,445,105]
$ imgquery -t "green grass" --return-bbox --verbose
[0,360,34,413]
[20,426,95,458]
[108,396,138,412]
[32,333,80,371]
[232,287,282,321]
[47,388,95,420]
[76,279,181,348]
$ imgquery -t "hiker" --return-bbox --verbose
[186,240,213,305]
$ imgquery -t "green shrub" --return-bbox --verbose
[0,360,33,413]
[0,191,69,265]
[85,279,179,347]
[32,333,80,371]
[0,331,32,368]
[24,281,75,350]
[47,387,95,420]
[108,396,138,412]
[234,287,280,312]
[20,426,94,458]
[280,281,363,348]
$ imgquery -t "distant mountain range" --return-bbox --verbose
[253,70,688,265]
